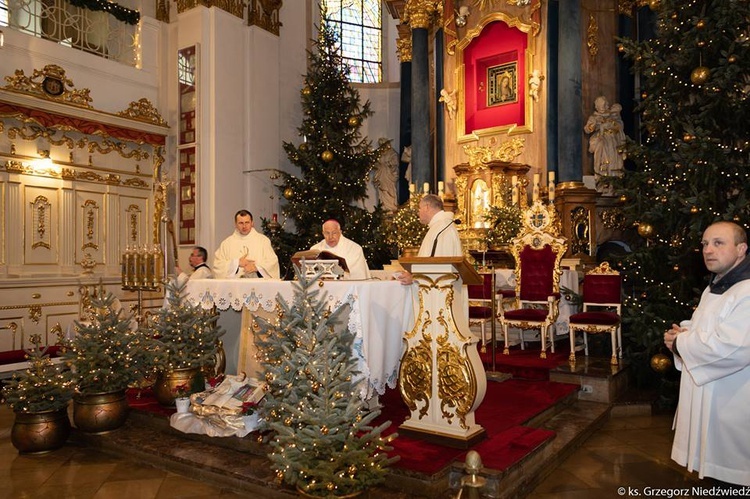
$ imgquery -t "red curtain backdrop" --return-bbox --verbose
[464,20,528,133]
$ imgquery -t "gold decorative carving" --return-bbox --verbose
[399,335,433,417]
[570,206,591,255]
[600,207,627,231]
[29,305,42,324]
[248,0,283,35]
[82,199,99,251]
[404,0,443,30]
[126,204,142,245]
[80,252,97,275]
[396,35,413,63]
[618,0,651,17]
[463,139,526,166]
[88,139,149,160]
[3,64,93,108]
[123,178,149,188]
[31,195,51,250]
[7,125,76,149]
[436,335,475,429]
[117,98,168,127]
[32,293,41,299]
[175,0,244,18]
[590,261,618,275]
[587,14,599,60]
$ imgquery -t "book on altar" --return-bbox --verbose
[291,249,349,273]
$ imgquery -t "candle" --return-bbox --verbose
[423,182,430,194]
[409,183,416,193]
[272,213,278,222]
[548,171,555,184]
[549,184,555,202]
[438,181,444,192]
[533,174,540,202]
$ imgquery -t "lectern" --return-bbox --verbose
[397,257,487,448]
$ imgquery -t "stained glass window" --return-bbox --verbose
[323,0,382,83]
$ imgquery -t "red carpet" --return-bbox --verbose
[127,377,578,477]
[479,341,571,380]
[375,379,578,475]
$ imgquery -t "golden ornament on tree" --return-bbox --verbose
[321,150,334,162]
[690,206,699,214]
[301,86,311,96]
[348,116,360,127]
[283,187,294,199]
[729,55,737,63]
[683,133,694,142]
[690,66,710,85]
[648,0,660,10]
[650,353,673,374]
[637,222,654,239]
[299,142,308,152]
[696,19,706,29]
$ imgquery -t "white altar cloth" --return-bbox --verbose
[184,279,414,399]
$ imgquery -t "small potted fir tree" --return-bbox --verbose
[2,335,75,453]
[148,279,224,406]
[63,287,155,433]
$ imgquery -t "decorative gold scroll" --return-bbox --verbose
[3,64,93,108]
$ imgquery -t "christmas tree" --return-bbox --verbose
[262,16,395,278]
[615,0,750,393]
[254,269,397,496]
[2,334,74,413]
[63,288,154,394]
[149,279,225,371]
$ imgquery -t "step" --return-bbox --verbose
[70,392,609,498]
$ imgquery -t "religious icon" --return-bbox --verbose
[487,62,518,107]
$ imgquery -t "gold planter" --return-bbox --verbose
[73,389,129,434]
[153,367,201,406]
[11,409,71,454]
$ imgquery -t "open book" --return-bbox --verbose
[291,249,349,273]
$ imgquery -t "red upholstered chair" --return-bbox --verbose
[468,272,496,351]
[498,201,567,359]
[568,262,622,365]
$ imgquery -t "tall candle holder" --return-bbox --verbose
[121,244,162,322]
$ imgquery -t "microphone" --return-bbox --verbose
[431,218,460,256]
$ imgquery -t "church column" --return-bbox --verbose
[555,1,597,263]
[396,27,412,205]
[404,0,441,194]
[557,1,583,183]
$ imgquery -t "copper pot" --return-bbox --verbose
[153,367,201,406]
[11,408,71,454]
[73,389,129,434]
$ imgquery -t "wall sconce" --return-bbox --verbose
[455,6,470,28]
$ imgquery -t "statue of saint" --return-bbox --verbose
[374,138,399,212]
[584,96,626,180]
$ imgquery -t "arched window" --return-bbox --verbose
[322,0,382,83]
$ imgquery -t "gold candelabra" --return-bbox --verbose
[121,244,162,322]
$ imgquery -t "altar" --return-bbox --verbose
[184,279,414,399]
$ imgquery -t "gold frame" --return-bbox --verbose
[456,13,535,143]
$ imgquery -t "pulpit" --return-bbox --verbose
[397,257,487,448]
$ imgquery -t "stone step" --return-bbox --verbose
[70,390,610,498]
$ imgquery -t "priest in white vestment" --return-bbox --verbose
[664,221,750,486]
[175,246,214,284]
[213,210,280,279]
[396,194,462,285]
[310,219,371,280]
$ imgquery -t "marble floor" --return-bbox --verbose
[0,404,717,498]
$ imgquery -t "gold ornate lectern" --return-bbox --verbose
[397,257,487,448]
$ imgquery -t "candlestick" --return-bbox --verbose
[549,183,555,202]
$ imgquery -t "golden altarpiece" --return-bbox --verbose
[0,64,168,356]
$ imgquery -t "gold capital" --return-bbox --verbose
[396,35,413,62]
[404,0,443,30]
